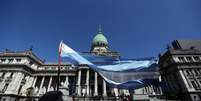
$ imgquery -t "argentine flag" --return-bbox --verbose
[59,41,159,89]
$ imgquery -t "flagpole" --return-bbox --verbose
[57,41,62,91]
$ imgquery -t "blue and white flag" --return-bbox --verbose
[59,41,93,65]
[59,41,159,89]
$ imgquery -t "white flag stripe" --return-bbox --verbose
[59,41,93,65]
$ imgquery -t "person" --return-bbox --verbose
[123,96,127,101]
[38,91,63,101]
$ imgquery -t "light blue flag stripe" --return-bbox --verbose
[60,41,159,89]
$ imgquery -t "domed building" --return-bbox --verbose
[92,31,108,46]
[0,27,163,101]
[90,26,120,59]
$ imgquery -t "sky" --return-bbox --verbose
[0,0,201,62]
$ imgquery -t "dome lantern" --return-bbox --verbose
[92,25,108,46]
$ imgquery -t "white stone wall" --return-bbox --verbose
[20,76,35,96]
[0,72,11,92]
[5,72,24,94]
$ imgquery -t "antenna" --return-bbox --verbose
[98,24,102,33]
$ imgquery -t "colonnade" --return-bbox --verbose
[32,76,69,95]
[31,69,162,96]
[31,69,107,96]
[77,69,107,96]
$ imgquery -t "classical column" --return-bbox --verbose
[0,73,6,91]
[159,86,162,94]
[0,79,5,91]
[77,70,81,96]
[147,85,151,94]
[5,72,24,94]
[151,85,155,95]
[123,89,129,95]
[32,77,37,87]
[21,76,34,96]
[48,76,52,91]
[94,72,98,96]
[27,77,35,87]
[179,70,192,90]
[123,89,126,95]
[86,69,90,96]
[149,85,153,94]
[64,76,69,87]
[103,80,107,96]
[13,58,17,64]
[38,76,45,95]
[114,88,119,96]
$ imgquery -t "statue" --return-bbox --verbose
[25,87,34,101]
[60,82,68,88]
[41,87,46,94]
[82,88,86,96]
[61,82,64,87]
[50,86,54,91]
[26,87,34,96]
[34,87,39,96]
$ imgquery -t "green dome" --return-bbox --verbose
[92,32,108,45]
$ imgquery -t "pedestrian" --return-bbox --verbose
[39,91,63,101]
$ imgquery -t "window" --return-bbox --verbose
[16,58,21,62]
[45,67,49,70]
[191,81,197,89]
[194,69,200,75]
[186,70,191,75]
[199,81,201,86]
[178,57,185,62]
[8,59,13,63]
[65,67,69,70]
[10,72,14,78]
[193,56,201,62]
[1,59,6,62]
[1,72,5,78]
[2,84,9,93]
[29,61,33,65]
[186,56,193,62]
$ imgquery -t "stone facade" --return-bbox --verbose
[0,31,164,101]
[0,52,162,101]
[159,40,201,101]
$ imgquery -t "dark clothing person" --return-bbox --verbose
[39,91,63,101]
